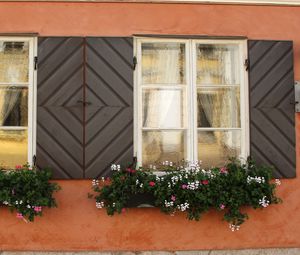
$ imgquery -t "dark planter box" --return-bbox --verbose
[126,193,156,208]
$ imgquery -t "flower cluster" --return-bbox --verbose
[92,158,281,230]
[247,176,265,184]
[0,164,60,222]
[259,196,270,208]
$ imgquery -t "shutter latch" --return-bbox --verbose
[244,59,250,71]
[34,56,38,70]
[133,56,137,70]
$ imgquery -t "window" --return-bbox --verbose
[0,37,36,168]
[134,38,249,168]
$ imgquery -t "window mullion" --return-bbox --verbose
[190,40,198,163]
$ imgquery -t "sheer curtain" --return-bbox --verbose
[142,44,185,164]
[0,88,21,125]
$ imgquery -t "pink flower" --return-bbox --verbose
[171,195,176,201]
[220,167,228,174]
[181,184,187,189]
[15,165,22,169]
[202,180,209,185]
[34,206,42,212]
[16,213,23,219]
[220,204,225,210]
[149,181,155,187]
[121,208,126,213]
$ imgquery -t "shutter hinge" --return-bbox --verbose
[133,56,137,70]
[244,59,250,71]
[33,155,37,167]
[34,56,38,70]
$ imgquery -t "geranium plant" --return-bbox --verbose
[0,164,60,222]
[91,158,281,231]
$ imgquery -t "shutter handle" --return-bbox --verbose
[77,100,92,106]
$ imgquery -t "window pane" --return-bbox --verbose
[142,42,186,84]
[196,44,239,85]
[0,41,29,83]
[0,129,27,169]
[198,130,241,168]
[142,130,186,166]
[0,87,28,126]
[197,87,240,128]
[143,88,186,128]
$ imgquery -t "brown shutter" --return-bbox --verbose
[248,40,296,178]
[85,37,134,178]
[36,37,84,179]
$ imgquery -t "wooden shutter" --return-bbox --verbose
[36,37,84,179]
[85,37,134,178]
[248,40,296,178]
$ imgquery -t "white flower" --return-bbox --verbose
[111,164,121,171]
[96,201,105,209]
[177,202,189,211]
[3,201,9,205]
[229,224,240,232]
[27,205,31,209]
[136,179,139,185]
[275,179,281,186]
[140,183,143,188]
[101,177,105,182]
[164,200,174,208]
[259,196,270,208]
[15,201,19,205]
[247,176,265,184]
[92,179,99,186]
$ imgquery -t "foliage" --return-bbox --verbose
[0,164,60,222]
[92,158,281,231]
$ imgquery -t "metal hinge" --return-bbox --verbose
[244,59,250,71]
[33,155,37,166]
[133,56,137,70]
[34,56,38,70]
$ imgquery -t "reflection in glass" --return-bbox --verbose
[142,42,186,84]
[0,87,28,126]
[142,130,186,166]
[0,129,27,169]
[143,88,186,128]
[0,41,29,83]
[197,44,239,85]
[198,130,241,168]
[197,87,240,128]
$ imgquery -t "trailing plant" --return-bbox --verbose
[91,158,282,231]
[0,164,61,222]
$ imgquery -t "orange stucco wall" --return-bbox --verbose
[0,2,300,251]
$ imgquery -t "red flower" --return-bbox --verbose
[202,180,209,185]
[15,165,22,169]
[149,181,155,187]
[121,208,126,213]
[126,168,136,174]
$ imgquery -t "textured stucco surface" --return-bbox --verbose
[0,1,299,252]
[2,250,300,255]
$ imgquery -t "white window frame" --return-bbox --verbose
[0,36,37,167]
[134,37,249,167]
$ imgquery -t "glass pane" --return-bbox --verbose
[143,88,186,128]
[142,130,186,167]
[0,129,27,169]
[197,87,240,128]
[196,44,239,85]
[198,130,241,168]
[0,41,29,83]
[0,87,28,126]
[142,42,186,84]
